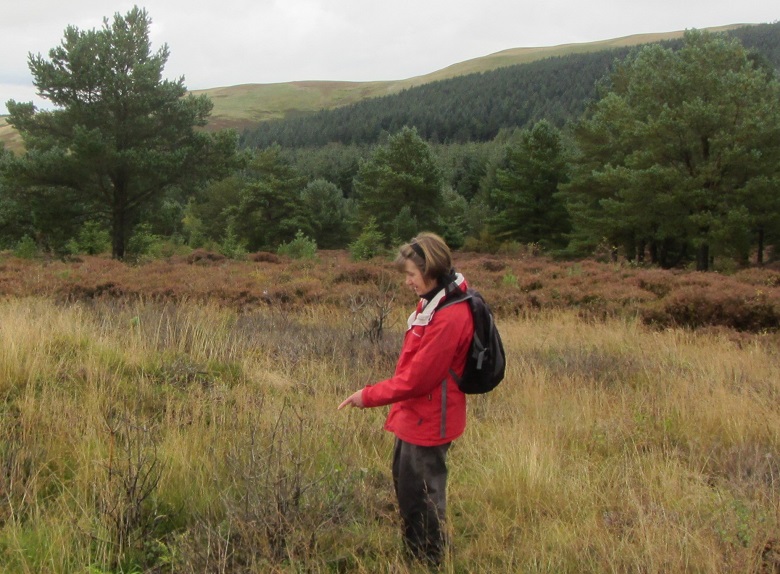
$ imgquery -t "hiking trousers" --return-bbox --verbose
[392,438,451,565]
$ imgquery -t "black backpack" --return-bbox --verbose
[436,283,506,394]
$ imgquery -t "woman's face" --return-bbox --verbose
[404,258,437,297]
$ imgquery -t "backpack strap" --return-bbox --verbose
[436,275,470,312]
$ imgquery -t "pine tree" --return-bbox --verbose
[563,30,780,269]
[3,7,238,258]
[353,127,443,243]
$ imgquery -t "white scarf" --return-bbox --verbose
[406,273,465,330]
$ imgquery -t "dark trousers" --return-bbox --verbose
[392,438,451,565]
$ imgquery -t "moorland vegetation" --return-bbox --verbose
[0,7,779,572]
[0,250,779,572]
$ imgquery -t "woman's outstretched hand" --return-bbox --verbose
[338,389,365,410]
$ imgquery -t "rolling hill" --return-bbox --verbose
[193,25,746,132]
[0,23,762,151]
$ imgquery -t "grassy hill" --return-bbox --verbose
[192,25,747,132]
[0,117,23,154]
[0,23,755,148]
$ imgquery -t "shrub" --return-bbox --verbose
[733,268,780,288]
[635,269,676,298]
[349,218,386,261]
[641,286,780,332]
[186,249,226,265]
[333,264,379,284]
[68,221,111,255]
[502,272,518,287]
[277,230,317,260]
[461,229,500,253]
[145,237,192,259]
[219,222,246,260]
[13,235,39,259]
[481,258,506,272]
[128,223,162,257]
[181,198,206,248]
[250,251,281,264]
[497,240,529,256]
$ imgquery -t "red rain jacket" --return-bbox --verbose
[361,278,473,446]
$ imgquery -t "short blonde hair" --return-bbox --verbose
[394,232,452,281]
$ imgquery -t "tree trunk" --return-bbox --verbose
[696,243,709,271]
[112,183,128,260]
[112,214,126,259]
[757,227,765,266]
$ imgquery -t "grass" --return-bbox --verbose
[0,117,23,155]
[0,273,778,572]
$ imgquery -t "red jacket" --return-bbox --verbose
[361,277,473,446]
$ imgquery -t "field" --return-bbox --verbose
[0,251,779,573]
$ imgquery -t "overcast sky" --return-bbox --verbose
[1,1,777,114]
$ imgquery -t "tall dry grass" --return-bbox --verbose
[453,314,779,573]
[0,296,778,573]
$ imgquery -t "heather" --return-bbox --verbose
[1,251,778,332]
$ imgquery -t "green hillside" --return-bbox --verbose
[0,23,759,147]
[241,23,780,148]
[193,25,747,132]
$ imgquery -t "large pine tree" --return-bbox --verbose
[489,120,570,250]
[3,6,238,258]
[353,127,444,243]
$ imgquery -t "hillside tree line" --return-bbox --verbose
[241,23,780,149]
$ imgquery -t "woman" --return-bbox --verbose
[338,232,473,566]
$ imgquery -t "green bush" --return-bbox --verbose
[148,237,192,259]
[502,272,518,287]
[128,223,162,257]
[67,221,111,255]
[349,218,386,261]
[181,199,206,248]
[13,235,39,259]
[277,230,317,260]
[462,229,500,253]
[219,222,246,260]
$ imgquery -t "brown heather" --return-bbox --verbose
[0,251,778,331]
[0,251,778,572]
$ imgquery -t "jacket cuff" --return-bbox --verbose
[361,384,380,408]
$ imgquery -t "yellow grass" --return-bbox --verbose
[0,296,777,572]
[0,117,23,155]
